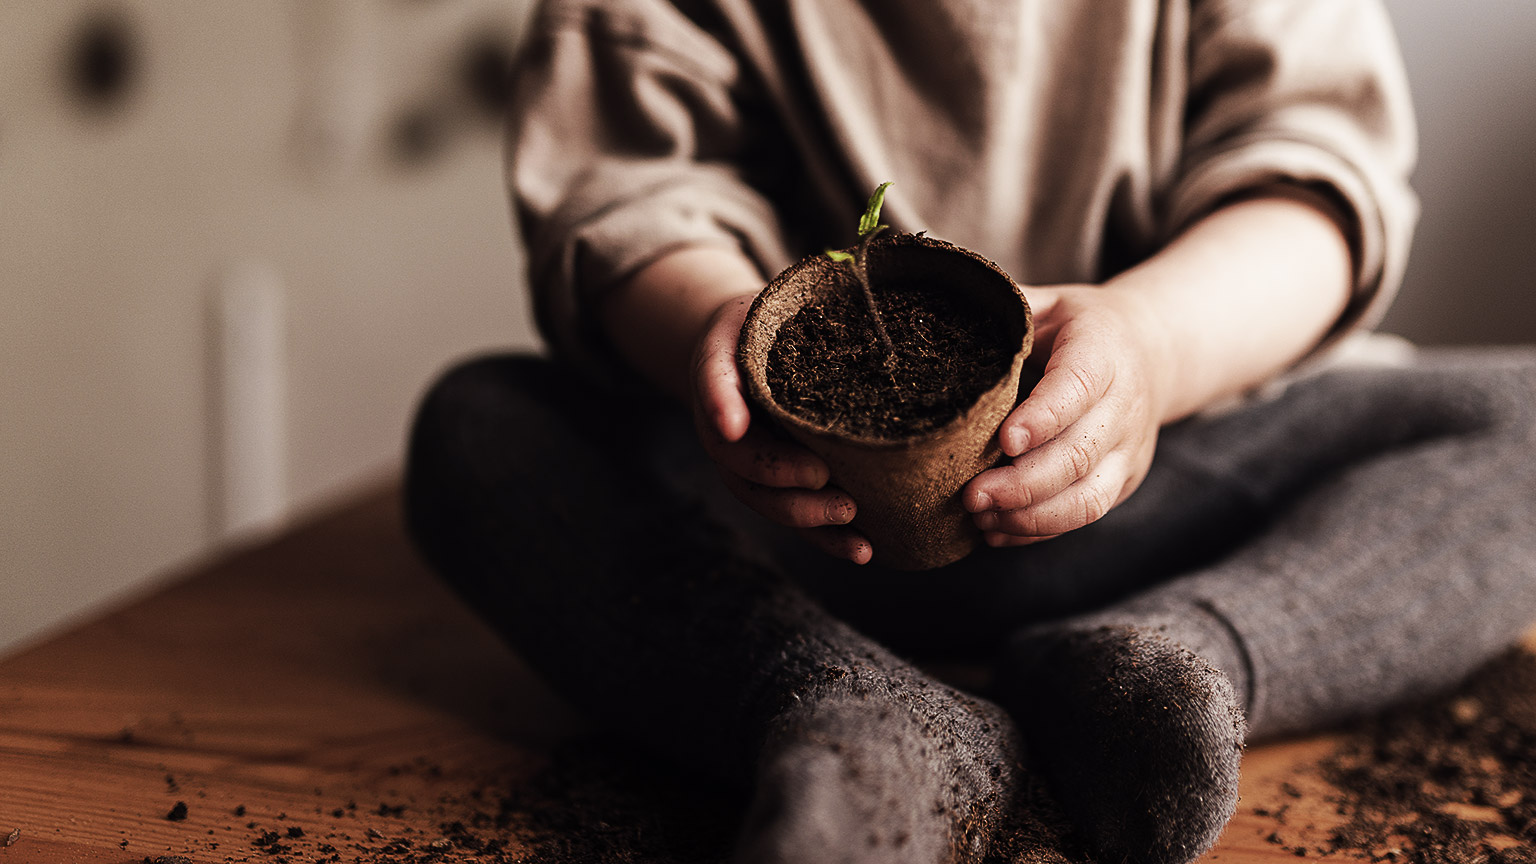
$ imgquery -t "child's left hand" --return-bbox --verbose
[961,285,1176,545]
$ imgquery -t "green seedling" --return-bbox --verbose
[827,181,896,364]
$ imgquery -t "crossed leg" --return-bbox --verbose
[404,356,1026,864]
[404,348,1536,864]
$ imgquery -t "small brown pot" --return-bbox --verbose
[737,233,1033,570]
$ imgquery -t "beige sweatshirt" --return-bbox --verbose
[506,0,1417,377]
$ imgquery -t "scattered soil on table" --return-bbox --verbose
[766,278,1013,438]
[1259,648,1536,862]
[120,650,1536,864]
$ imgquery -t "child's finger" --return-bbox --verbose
[797,526,874,565]
[702,423,829,489]
[716,469,856,528]
[997,339,1112,458]
[691,295,756,443]
[974,451,1133,537]
[983,531,1061,547]
[963,402,1118,512]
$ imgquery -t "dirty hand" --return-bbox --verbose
[961,285,1175,545]
[692,293,874,564]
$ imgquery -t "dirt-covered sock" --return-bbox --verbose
[736,663,1025,864]
[994,625,1246,864]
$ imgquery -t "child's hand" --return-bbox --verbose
[961,286,1175,545]
[960,191,1356,547]
[692,295,874,564]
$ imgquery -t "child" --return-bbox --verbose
[405,1,1536,862]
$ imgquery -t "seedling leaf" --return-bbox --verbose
[825,248,854,263]
[857,182,893,238]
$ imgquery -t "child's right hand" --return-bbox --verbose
[692,295,874,565]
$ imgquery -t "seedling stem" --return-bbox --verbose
[827,181,896,366]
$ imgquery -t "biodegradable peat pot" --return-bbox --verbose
[739,232,1033,570]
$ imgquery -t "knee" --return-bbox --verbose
[410,354,549,441]
[1363,347,1536,441]
[1440,348,1536,442]
[406,352,588,462]
[402,352,557,550]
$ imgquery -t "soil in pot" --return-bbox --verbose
[765,274,1015,439]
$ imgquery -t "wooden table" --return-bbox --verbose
[0,485,1522,863]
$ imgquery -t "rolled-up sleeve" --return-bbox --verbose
[507,0,791,374]
[1168,0,1419,338]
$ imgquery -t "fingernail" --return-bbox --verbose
[1002,429,1027,457]
[829,499,855,524]
[968,491,993,512]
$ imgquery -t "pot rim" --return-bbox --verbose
[738,232,1034,450]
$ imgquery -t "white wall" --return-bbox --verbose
[0,1,538,654]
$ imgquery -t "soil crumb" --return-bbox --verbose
[767,277,1012,438]
[1259,648,1536,862]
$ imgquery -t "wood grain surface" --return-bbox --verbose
[0,485,1526,863]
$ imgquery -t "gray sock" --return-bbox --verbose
[995,624,1245,864]
[737,664,1024,864]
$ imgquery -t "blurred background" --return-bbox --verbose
[2,0,1533,656]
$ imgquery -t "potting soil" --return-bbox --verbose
[766,278,1013,438]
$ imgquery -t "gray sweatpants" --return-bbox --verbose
[406,346,1536,751]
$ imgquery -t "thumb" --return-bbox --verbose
[692,294,756,443]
